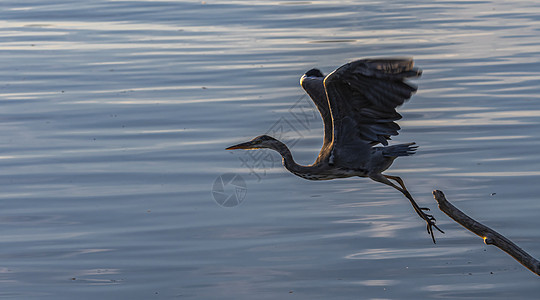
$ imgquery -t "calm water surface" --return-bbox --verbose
[1,0,539,299]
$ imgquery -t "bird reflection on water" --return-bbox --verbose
[227,58,443,243]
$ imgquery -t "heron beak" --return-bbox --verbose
[226,141,253,150]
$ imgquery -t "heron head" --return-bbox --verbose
[226,135,279,150]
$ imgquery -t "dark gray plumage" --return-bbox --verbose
[227,58,443,242]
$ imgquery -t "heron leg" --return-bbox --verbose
[369,174,444,243]
[384,175,429,211]
[384,175,409,192]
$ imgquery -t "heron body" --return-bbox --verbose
[227,58,443,242]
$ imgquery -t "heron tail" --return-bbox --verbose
[382,142,418,158]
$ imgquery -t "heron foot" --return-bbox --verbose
[369,174,444,242]
[418,210,444,243]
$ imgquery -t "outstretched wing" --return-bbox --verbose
[323,58,421,165]
[300,69,332,149]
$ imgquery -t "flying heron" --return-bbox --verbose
[226,58,443,243]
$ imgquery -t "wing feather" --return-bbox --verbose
[323,58,422,154]
[300,72,332,148]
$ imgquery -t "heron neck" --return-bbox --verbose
[271,140,310,174]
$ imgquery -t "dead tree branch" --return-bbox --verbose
[433,190,540,276]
